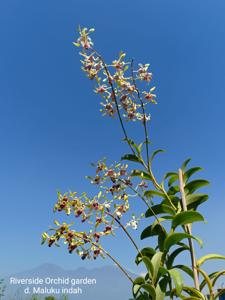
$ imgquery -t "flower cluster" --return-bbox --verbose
[42,221,104,260]
[73,26,94,50]
[42,184,128,259]
[42,159,146,259]
[73,27,157,122]
[87,160,133,213]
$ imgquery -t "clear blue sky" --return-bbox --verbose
[1,0,225,277]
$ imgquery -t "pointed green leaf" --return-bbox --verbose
[181,158,192,171]
[135,247,156,265]
[182,286,205,299]
[150,149,165,162]
[184,167,203,182]
[173,264,194,278]
[141,224,166,240]
[121,154,142,163]
[212,270,225,287]
[199,271,218,291]
[123,138,141,155]
[164,172,178,180]
[185,179,209,194]
[167,245,189,268]
[186,194,208,210]
[142,256,154,278]
[151,252,163,284]
[197,268,214,297]
[155,284,165,300]
[144,190,164,199]
[163,233,203,252]
[133,277,145,296]
[197,254,225,267]
[168,185,180,195]
[172,211,204,229]
[140,284,156,299]
[168,268,184,296]
[145,204,175,218]
[168,174,179,187]
[131,169,152,180]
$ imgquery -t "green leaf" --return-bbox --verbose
[151,216,173,232]
[172,211,204,229]
[131,169,152,180]
[155,284,165,300]
[199,271,218,291]
[163,172,178,180]
[182,286,205,299]
[184,167,203,182]
[197,268,214,297]
[133,277,145,296]
[121,154,142,163]
[135,294,149,300]
[212,270,225,287]
[186,194,208,210]
[141,224,166,240]
[145,204,175,218]
[173,265,194,278]
[144,190,164,199]
[150,149,165,162]
[185,179,209,194]
[181,158,192,171]
[167,185,180,195]
[197,254,225,267]
[157,266,168,279]
[142,256,154,278]
[168,174,179,187]
[168,268,184,296]
[140,284,156,299]
[163,233,203,252]
[158,231,168,252]
[151,252,163,284]
[167,245,189,268]
[123,138,141,155]
[135,248,156,265]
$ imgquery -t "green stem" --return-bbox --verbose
[144,165,177,211]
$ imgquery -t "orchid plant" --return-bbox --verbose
[42,27,225,300]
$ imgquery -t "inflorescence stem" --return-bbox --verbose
[90,48,135,156]
[105,211,140,254]
[74,232,133,283]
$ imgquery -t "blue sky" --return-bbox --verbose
[0,0,225,278]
